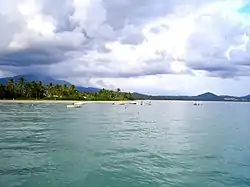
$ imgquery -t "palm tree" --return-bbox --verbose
[0,77,133,101]
[69,85,76,96]
[7,78,15,98]
[37,81,45,98]
[24,82,31,98]
[46,83,53,98]
[17,77,25,97]
[70,85,76,91]
[30,81,36,98]
[7,78,14,89]
[62,84,69,97]
[0,84,6,98]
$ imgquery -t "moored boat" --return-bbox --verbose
[73,101,85,105]
[129,101,137,105]
[66,104,81,108]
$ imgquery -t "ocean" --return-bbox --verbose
[0,101,250,187]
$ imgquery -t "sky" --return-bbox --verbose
[1,0,250,96]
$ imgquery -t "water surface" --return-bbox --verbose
[0,101,250,187]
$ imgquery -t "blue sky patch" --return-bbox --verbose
[238,3,250,14]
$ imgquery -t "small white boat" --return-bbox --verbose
[129,101,137,105]
[66,104,81,108]
[112,102,126,105]
[73,101,85,105]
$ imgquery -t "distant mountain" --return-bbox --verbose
[0,74,100,93]
[195,92,221,100]
[196,92,219,98]
[0,74,71,86]
[241,94,250,100]
[132,91,250,102]
[132,92,154,100]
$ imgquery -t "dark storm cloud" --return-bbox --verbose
[0,46,70,66]
[188,56,250,78]
[0,49,60,66]
[190,61,238,77]
[186,51,250,78]
[206,66,250,78]
[102,0,181,30]
[102,0,211,30]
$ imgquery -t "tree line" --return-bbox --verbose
[0,77,134,101]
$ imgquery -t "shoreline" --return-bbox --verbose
[0,100,131,104]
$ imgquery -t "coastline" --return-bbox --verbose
[0,100,131,104]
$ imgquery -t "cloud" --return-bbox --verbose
[1,0,250,95]
[41,0,77,32]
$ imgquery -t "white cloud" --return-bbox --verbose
[1,0,250,95]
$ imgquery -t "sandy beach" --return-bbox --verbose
[0,100,131,104]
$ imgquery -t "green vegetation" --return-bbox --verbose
[0,77,134,101]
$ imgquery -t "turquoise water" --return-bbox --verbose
[0,101,250,187]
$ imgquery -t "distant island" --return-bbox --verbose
[132,92,250,102]
[1,74,250,102]
[0,76,133,101]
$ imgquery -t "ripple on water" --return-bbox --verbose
[1,102,250,187]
